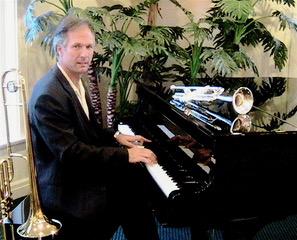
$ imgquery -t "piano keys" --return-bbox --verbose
[118,124,212,200]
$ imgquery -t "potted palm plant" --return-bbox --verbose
[149,0,297,88]
[82,2,187,127]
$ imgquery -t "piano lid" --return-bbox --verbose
[167,77,297,134]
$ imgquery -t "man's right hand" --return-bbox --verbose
[127,146,157,165]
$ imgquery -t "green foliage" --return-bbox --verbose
[203,49,239,76]
[83,1,171,91]
[25,0,76,56]
[207,0,297,75]
[218,0,253,21]
[272,10,297,31]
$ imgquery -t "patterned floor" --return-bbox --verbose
[112,214,297,240]
[112,223,192,240]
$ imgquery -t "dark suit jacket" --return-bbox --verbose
[29,65,129,220]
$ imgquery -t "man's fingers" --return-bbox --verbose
[136,135,151,143]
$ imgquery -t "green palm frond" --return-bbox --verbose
[110,48,124,88]
[218,0,253,21]
[100,2,157,33]
[25,0,78,56]
[58,0,74,12]
[140,25,184,42]
[202,49,239,76]
[143,39,168,56]
[143,26,178,46]
[101,4,124,12]
[211,16,262,47]
[232,50,259,75]
[240,21,266,47]
[114,7,145,29]
[40,30,56,57]
[190,43,203,81]
[272,10,297,31]
[25,11,62,43]
[99,30,128,50]
[70,7,106,34]
[261,31,288,71]
[212,18,239,48]
[32,0,72,14]
[121,6,145,17]
[122,38,150,57]
[184,21,212,44]
[137,0,159,10]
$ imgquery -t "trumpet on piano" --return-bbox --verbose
[170,85,253,114]
[170,85,254,134]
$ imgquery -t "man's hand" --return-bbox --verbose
[115,134,151,148]
[127,146,158,165]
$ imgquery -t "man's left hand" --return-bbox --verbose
[115,134,152,148]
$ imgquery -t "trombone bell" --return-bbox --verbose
[17,215,62,238]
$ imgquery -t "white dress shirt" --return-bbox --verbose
[57,63,89,119]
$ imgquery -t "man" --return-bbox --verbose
[29,15,159,240]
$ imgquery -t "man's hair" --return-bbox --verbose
[53,15,95,58]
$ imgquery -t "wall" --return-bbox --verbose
[7,0,297,199]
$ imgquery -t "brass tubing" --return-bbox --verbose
[1,69,62,239]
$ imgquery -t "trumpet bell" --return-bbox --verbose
[232,87,253,115]
[230,114,252,134]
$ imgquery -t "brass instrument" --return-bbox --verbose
[170,85,253,114]
[184,102,252,134]
[1,69,62,239]
[0,158,15,240]
[170,85,253,134]
[1,70,18,240]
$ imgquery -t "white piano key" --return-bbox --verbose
[118,124,135,136]
[118,124,180,197]
[157,124,175,138]
[145,163,179,198]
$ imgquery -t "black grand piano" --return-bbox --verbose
[123,77,297,240]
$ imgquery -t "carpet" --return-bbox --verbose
[112,223,192,240]
[112,214,297,240]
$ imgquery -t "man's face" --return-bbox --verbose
[57,24,95,79]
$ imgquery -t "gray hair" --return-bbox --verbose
[53,15,95,58]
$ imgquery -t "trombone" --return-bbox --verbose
[1,69,62,239]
